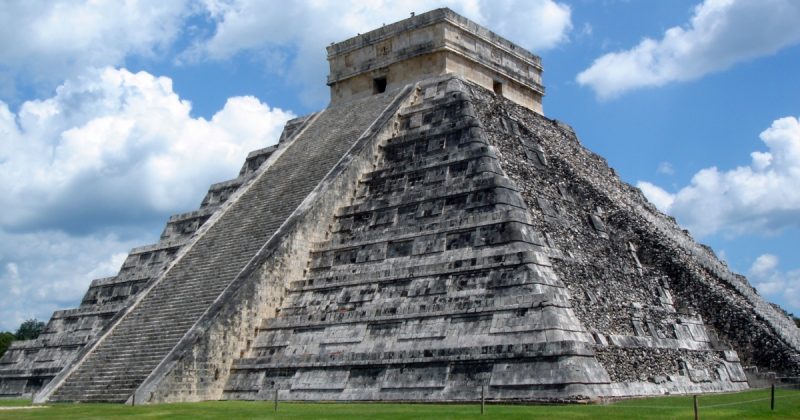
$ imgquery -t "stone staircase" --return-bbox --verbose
[0,132,283,398]
[45,91,400,403]
[223,78,610,402]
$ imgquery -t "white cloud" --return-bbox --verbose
[0,1,191,95]
[0,67,294,232]
[86,252,129,281]
[0,1,571,106]
[0,2,569,331]
[749,254,800,311]
[638,116,800,238]
[751,254,779,279]
[470,0,572,51]
[577,0,800,99]
[577,22,593,40]
[191,0,572,104]
[0,67,293,330]
[637,181,675,213]
[0,228,142,331]
[657,161,675,175]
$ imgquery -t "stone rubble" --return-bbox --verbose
[2,8,797,404]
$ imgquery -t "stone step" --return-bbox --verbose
[48,90,402,402]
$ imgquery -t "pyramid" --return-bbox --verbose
[2,8,798,404]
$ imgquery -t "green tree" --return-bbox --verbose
[0,332,14,358]
[794,316,800,328]
[15,319,45,340]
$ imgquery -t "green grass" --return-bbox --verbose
[1,388,798,419]
[0,398,30,407]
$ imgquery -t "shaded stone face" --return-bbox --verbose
[218,77,795,402]
[4,8,799,405]
[221,78,610,402]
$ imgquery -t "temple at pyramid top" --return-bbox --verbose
[6,6,799,406]
[327,8,545,113]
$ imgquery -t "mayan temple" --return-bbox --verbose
[1,8,799,404]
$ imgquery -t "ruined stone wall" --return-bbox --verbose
[444,52,542,114]
[212,77,763,402]
[138,233,301,403]
[327,8,543,113]
[223,76,611,403]
[15,72,794,403]
[0,129,287,399]
[137,86,412,404]
[329,52,446,104]
[465,83,800,377]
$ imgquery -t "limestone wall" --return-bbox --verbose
[131,87,412,403]
[13,72,795,403]
[23,121,287,402]
[215,76,766,402]
[327,8,543,113]
[329,52,446,104]
[222,77,612,403]
[444,52,542,114]
[465,81,800,380]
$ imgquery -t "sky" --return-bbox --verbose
[0,0,799,331]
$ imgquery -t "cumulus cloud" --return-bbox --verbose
[749,254,800,312]
[0,229,141,331]
[0,1,191,95]
[657,161,675,176]
[0,67,294,233]
[637,116,800,238]
[0,67,293,329]
[190,0,572,104]
[577,0,800,99]
[0,1,571,106]
[0,0,567,331]
[637,181,675,213]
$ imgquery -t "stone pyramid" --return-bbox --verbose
[2,8,798,404]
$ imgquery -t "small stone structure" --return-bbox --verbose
[1,8,798,404]
[327,8,544,113]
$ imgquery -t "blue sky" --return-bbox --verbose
[1,0,799,331]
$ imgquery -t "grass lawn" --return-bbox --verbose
[1,388,798,419]
[0,398,30,407]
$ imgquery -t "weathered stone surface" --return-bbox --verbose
[220,78,608,402]
[465,82,800,378]
[216,75,794,402]
[0,122,292,398]
[327,8,544,113]
[3,7,797,404]
[32,88,405,404]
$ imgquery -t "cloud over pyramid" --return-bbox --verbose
[2,8,798,404]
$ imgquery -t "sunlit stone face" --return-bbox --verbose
[326,8,545,114]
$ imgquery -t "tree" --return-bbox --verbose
[0,332,14,358]
[15,319,45,341]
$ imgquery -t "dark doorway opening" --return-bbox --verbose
[493,80,503,96]
[373,77,387,94]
